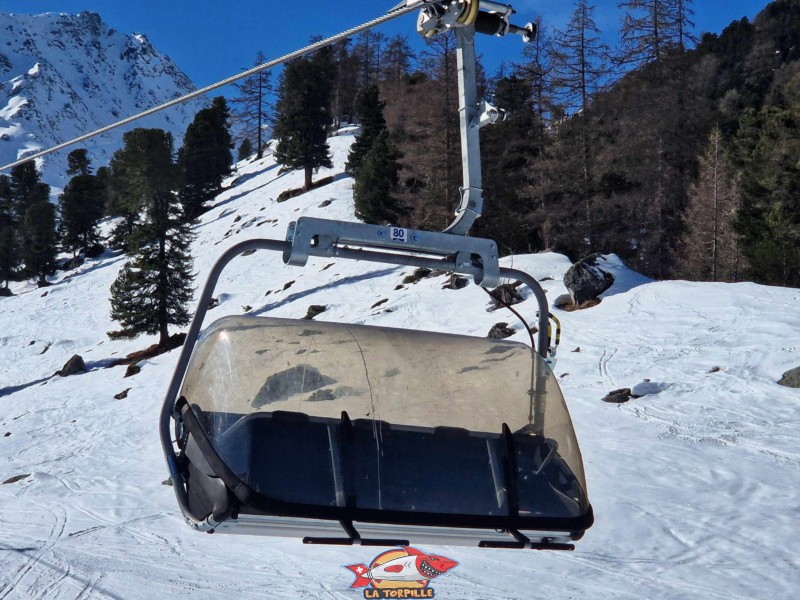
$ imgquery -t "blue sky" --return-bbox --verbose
[3,0,769,89]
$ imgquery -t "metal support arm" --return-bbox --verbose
[444,26,484,235]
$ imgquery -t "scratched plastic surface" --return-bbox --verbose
[180,316,589,515]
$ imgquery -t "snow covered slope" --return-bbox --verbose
[0,12,203,190]
[1,132,799,599]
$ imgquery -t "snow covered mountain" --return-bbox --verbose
[1,132,799,598]
[0,11,204,190]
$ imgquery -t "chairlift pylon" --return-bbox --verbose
[159,1,593,549]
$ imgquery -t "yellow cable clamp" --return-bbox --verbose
[457,0,480,25]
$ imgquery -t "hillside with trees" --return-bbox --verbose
[261,0,799,287]
[3,0,799,293]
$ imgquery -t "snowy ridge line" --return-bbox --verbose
[0,4,418,174]
[0,11,203,188]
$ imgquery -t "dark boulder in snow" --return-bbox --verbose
[778,367,800,388]
[84,243,105,259]
[57,354,86,377]
[565,254,615,305]
[402,268,432,285]
[488,322,515,339]
[443,274,469,290]
[0,287,13,297]
[487,282,524,309]
[2,473,30,485]
[304,305,327,320]
[602,388,632,403]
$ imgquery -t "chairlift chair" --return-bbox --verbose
[160,219,594,549]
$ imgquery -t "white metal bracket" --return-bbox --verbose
[285,217,500,287]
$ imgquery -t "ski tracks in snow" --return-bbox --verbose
[0,503,70,600]
[0,499,157,599]
[598,348,617,387]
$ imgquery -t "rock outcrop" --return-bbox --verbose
[564,254,615,305]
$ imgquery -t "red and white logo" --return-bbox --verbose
[344,546,458,598]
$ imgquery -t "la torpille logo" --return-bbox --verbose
[344,546,459,598]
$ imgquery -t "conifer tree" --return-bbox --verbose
[478,74,546,252]
[107,129,172,248]
[409,31,461,224]
[8,162,55,286]
[179,97,233,219]
[353,130,403,224]
[66,149,92,176]
[618,0,669,66]
[107,151,144,249]
[0,175,13,228]
[95,166,110,198]
[671,0,697,52]
[231,51,272,159]
[549,1,612,251]
[10,162,43,217]
[381,35,414,83]
[346,84,387,177]
[273,53,333,190]
[59,173,106,256]
[353,31,386,86]
[21,199,57,287]
[108,129,195,347]
[0,175,19,292]
[517,16,557,123]
[0,226,18,291]
[734,97,800,287]
[329,38,360,127]
[617,0,695,67]
[551,1,612,116]
[512,18,560,247]
[678,127,741,282]
[237,138,253,162]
